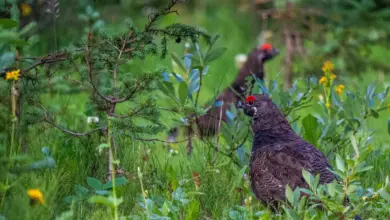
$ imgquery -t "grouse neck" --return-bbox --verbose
[231,49,265,92]
[251,112,300,150]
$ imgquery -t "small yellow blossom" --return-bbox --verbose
[330,73,337,80]
[335,84,345,95]
[325,103,331,109]
[322,61,334,73]
[21,3,32,17]
[27,189,45,205]
[362,196,367,201]
[319,76,327,85]
[5,69,21,81]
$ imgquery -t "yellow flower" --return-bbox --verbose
[330,73,337,80]
[319,76,327,85]
[362,196,367,201]
[335,84,345,95]
[27,189,45,205]
[5,69,21,81]
[322,61,334,73]
[325,103,331,109]
[21,3,32,17]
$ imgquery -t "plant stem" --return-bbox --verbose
[137,167,149,219]
[107,117,118,220]
[0,82,18,210]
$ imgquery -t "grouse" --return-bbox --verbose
[241,94,336,210]
[168,43,280,140]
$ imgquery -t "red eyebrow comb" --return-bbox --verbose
[260,43,272,51]
[245,95,256,103]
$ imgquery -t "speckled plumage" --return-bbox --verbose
[243,94,336,209]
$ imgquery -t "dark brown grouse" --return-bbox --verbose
[168,43,279,141]
[242,94,336,210]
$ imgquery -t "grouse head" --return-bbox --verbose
[258,43,279,62]
[241,94,274,118]
[241,94,296,140]
[242,43,279,81]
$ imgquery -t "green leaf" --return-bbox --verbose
[335,154,346,172]
[350,135,359,157]
[302,114,321,146]
[298,195,307,213]
[160,201,170,216]
[27,157,56,170]
[0,19,18,29]
[327,181,337,197]
[95,190,109,196]
[103,177,127,189]
[346,184,359,194]
[97,143,109,151]
[188,69,200,94]
[172,187,189,205]
[329,169,346,180]
[19,21,37,36]
[0,30,27,46]
[87,177,103,190]
[302,169,313,188]
[0,52,16,71]
[313,174,320,190]
[209,34,220,48]
[88,195,114,208]
[163,81,176,97]
[285,185,294,204]
[178,82,188,106]
[204,47,227,63]
[378,189,390,201]
[370,109,379,118]
[75,185,89,196]
[171,53,186,72]
[185,200,200,220]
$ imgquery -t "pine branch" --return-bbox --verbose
[144,0,181,32]
[0,52,69,78]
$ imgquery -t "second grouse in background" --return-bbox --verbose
[168,43,279,140]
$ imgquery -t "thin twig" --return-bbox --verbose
[135,136,195,144]
[144,0,179,32]
[0,52,68,77]
[37,102,104,137]
[44,118,104,137]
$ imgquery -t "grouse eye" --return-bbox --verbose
[248,101,254,106]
